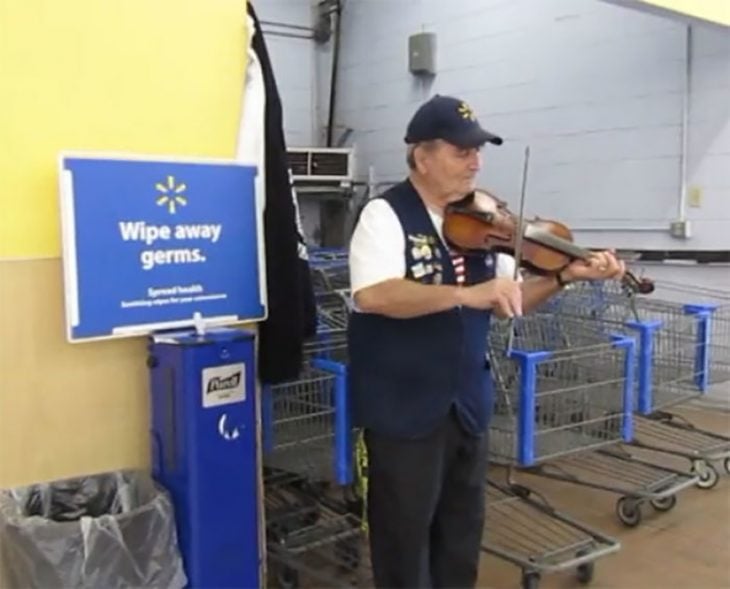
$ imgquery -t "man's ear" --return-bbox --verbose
[413,145,429,175]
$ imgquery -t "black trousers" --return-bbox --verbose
[364,409,489,589]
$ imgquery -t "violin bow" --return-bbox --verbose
[506,145,530,355]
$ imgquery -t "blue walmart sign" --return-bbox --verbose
[59,154,267,341]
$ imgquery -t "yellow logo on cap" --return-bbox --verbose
[458,102,476,121]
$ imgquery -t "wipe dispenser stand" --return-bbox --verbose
[147,325,261,588]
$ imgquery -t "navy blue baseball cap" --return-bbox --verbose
[404,95,503,148]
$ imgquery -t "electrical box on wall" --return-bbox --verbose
[409,32,436,75]
[670,219,692,239]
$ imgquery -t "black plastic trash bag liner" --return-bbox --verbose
[0,469,187,588]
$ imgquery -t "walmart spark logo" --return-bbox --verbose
[155,176,188,214]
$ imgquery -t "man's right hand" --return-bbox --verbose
[459,277,522,317]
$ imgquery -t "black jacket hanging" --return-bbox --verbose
[247,2,317,384]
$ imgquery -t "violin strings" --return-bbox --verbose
[523,225,589,260]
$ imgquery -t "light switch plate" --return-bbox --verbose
[688,186,702,208]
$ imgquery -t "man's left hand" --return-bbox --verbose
[562,250,625,282]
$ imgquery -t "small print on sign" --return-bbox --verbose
[202,363,246,408]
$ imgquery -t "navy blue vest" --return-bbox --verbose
[347,179,496,439]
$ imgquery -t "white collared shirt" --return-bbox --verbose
[349,198,521,301]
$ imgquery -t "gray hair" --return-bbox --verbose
[406,141,439,170]
[406,145,417,170]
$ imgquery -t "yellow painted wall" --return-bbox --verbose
[641,0,730,26]
[600,0,730,27]
[0,0,248,487]
[0,259,152,485]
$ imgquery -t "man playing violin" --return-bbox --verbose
[347,94,625,589]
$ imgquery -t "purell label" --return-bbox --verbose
[202,363,246,408]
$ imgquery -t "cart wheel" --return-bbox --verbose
[300,505,321,527]
[575,549,594,585]
[692,460,719,490]
[334,537,361,571]
[275,566,299,589]
[616,497,642,527]
[576,561,594,585]
[521,571,541,589]
[510,483,532,500]
[723,457,730,476]
[650,495,677,512]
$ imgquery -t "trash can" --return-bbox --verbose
[0,469,187,589]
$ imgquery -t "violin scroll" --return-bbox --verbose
[621,273,655,295]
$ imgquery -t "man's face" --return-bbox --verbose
[416,140,482,202]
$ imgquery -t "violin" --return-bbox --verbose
[443,188,655,295]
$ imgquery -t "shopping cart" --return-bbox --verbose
[707,302,730,385]
[262,360,351,484]
[303,291,351,365]
[305,245,351,365]
[309,247,349,265]
[649,280,730,386]
[481,478,620,589]
[487,313,699,529]
[309,249,350,296]
[545,280,730,489]
[262,358,367,588]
